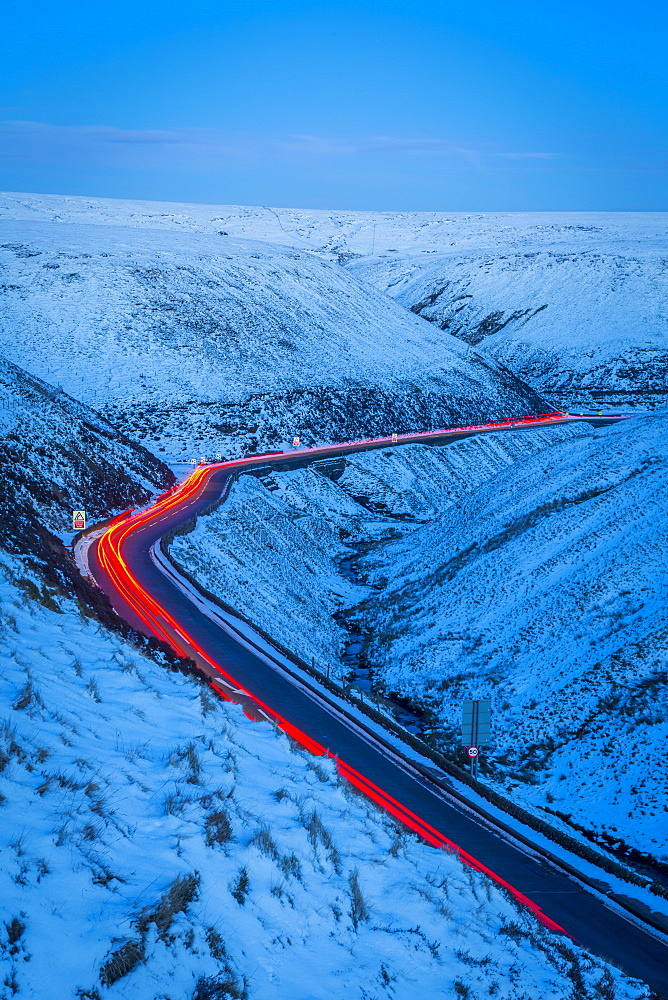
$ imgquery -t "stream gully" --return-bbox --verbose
[334,539,427,737]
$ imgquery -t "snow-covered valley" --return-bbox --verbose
[349,246,668,412]
[1,191,667,996]
[0,361,650,999]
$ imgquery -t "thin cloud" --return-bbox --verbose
[0,120,559,172]
[498,151,558,160]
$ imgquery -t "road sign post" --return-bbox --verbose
[72,510,86,531]
[293,436,300,447]
[461,699,491,779]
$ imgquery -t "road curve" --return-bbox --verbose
[83,412,668,995]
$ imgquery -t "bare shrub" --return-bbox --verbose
[164,788,192,816]
[9,834,25,857]
[206,926,228,962]
[270,882,294,907]
[185,742,201,783]
[90,860,125,888]
[279,853,302,880]
[13,680,42,711]
[203,928,249,996]
[199,688,216,715]
[99,939,144,986]
[85,678,101,702]
[303,809,341,873]
[306,759,331,783]
[5,916,25,946]
[170,741,202,784]
[3,969,18,995]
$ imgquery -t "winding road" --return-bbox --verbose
[80,412,668,995]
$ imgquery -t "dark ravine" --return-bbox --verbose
[101,375,553,463]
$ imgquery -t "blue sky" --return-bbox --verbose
[1,0,666,210]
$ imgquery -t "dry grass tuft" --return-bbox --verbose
[99,939,144,987]
[204,810,233,847]
[137,872,200,940]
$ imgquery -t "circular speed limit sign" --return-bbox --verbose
[467,746,479,757]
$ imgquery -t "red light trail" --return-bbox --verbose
[93,413,625,937]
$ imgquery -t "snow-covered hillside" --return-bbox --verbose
[4,192,666,415]
[0,355,172,613]
[0,218,547,463]
[171,416,668,865]
[171,467,368,676]
[357,413,668,862]
[0,354,646,998]
[348,248,668,412]
[3,559,651,1000]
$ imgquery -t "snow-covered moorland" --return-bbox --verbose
[170,414,668,865]
[3,192,665,412]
